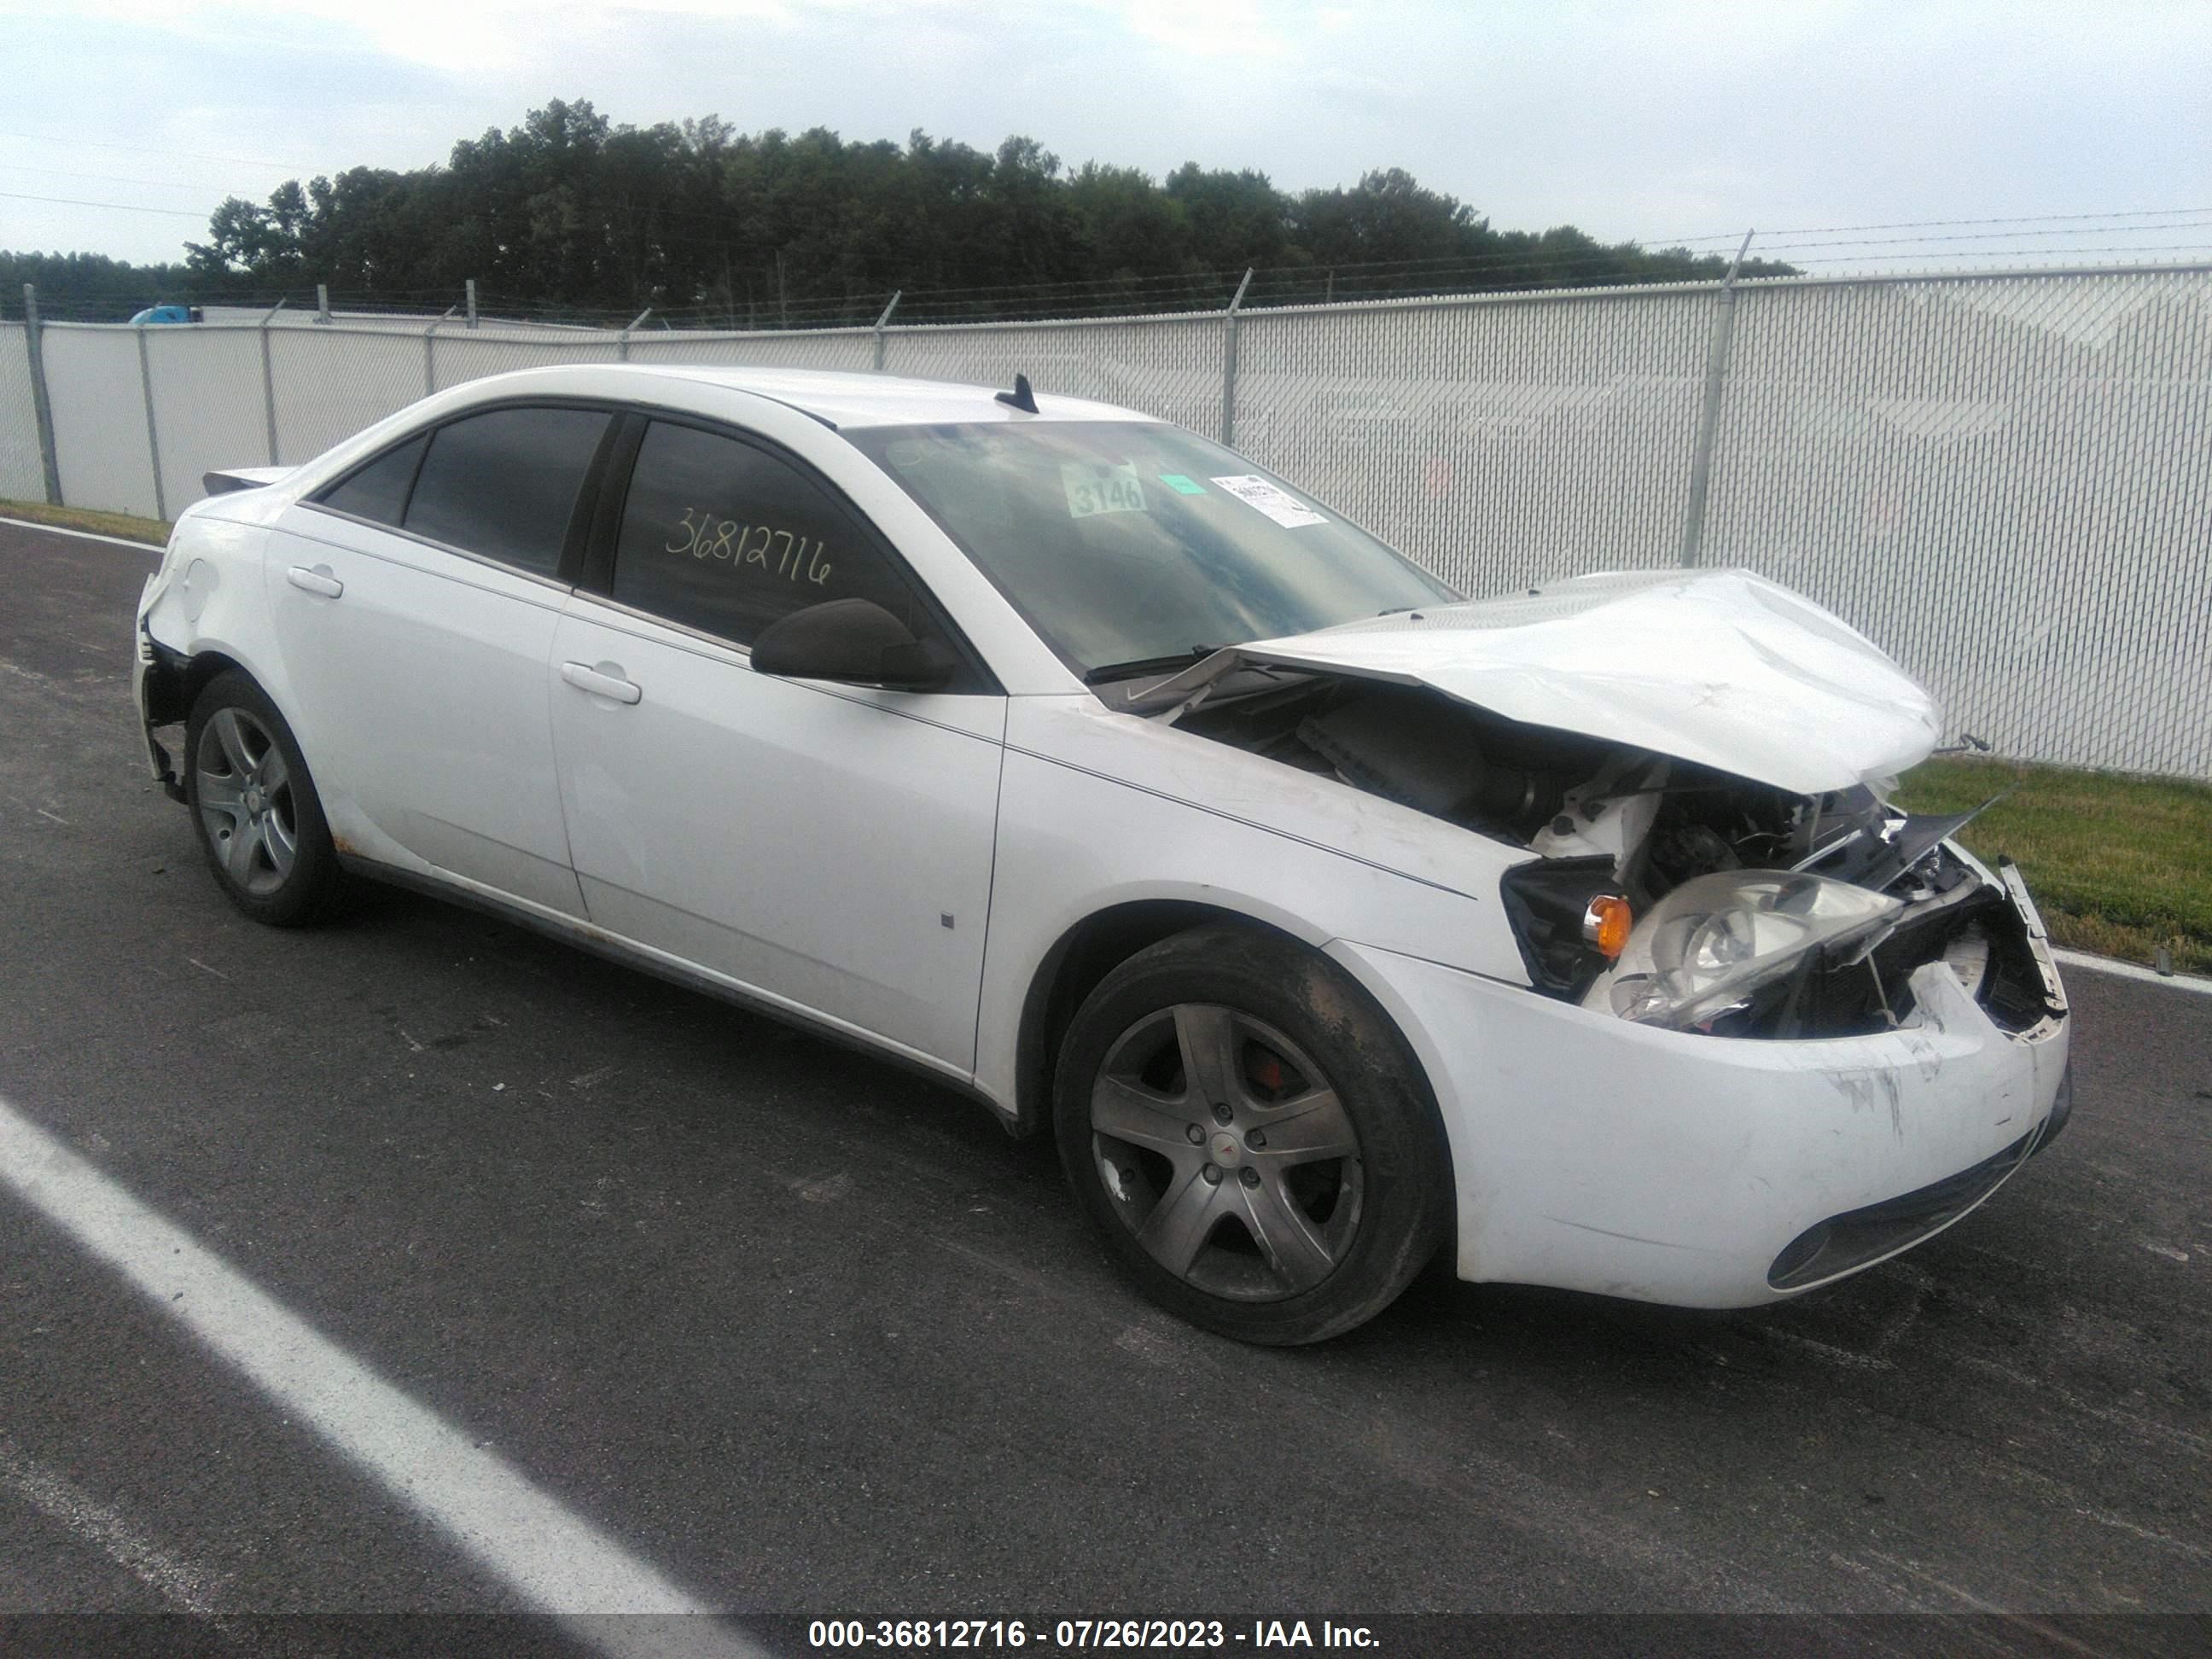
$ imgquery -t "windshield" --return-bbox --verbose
[845,422,1456,678]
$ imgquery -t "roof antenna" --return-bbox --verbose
[995,373,1039,414]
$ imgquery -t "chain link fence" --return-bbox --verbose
[1702,269,2212,779]
[7,268,2209,778]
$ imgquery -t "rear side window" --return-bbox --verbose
[403,406,610,578]
[610,420,935,649]
[317,434,427,527]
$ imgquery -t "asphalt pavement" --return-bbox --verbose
[1,519,2207,1651]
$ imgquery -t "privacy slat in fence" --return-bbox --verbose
[144,325,267,518]
[41,325,160,521]
[1703,271,2212,777]
[883,314,1225,439]
[0,323,45,502]
[431,329,623,393]
[626,329,876,372]
[1233,289,1713,597]
[270,326,434,464]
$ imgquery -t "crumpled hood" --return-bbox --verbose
[1190,568,1942,796]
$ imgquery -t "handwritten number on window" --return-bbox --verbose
[667,511,830,585]
[666,508,745,560]
[664,508,701,556]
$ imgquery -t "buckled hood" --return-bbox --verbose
[1143,568,1941,797]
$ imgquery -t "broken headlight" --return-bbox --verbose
[1608,871,1902,1030]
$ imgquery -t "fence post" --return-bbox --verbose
[872,289,901,372]
[422,306,455,397]
[618,308,651,363]
[20,284,62,505]
[135,321,167,521]
[1220,268,1254,448]
[465,279,478,330]
[1679,229,1754,568]
[315,284,331,325]
[259,296,287,466]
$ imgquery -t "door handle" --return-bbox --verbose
[562,661,643,705]
[286,564,343,598]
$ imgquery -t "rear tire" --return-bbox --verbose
[184,669,343,927]
[1053,922,1449,1345]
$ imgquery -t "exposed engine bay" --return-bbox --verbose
[1169,670,2065,1040]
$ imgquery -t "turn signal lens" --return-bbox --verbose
[1581,895,1633,959]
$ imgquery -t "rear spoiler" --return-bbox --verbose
[201,465,294,497]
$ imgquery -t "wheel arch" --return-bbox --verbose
[177,648,252,719]
[1038,904,1461,1342]
[167,642,315,753]
[141,632,240,725]
[168,648,336,835]
[1008,897,1449,1159]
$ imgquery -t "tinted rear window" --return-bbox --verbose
[317,434,427,527]
[404,407,610,578]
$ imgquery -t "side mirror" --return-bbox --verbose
[751,597,957,691]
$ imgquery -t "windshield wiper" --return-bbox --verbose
[1082,646,1221,685]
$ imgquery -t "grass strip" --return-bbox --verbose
[1896,757,2212,975]
[1,498,172,545]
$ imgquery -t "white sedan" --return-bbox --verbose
[133,364,2071,1344]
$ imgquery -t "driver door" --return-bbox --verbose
[548,416,1005,1074]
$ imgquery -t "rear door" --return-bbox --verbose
[266,404,613,915]
[548,416,1005,1074]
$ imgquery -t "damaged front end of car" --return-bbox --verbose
[1106,567,2071,1302]
[1117,568,2066,1052]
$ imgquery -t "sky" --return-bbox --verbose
[4,0,2209,277]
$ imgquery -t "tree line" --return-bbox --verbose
[4,100,1793,325]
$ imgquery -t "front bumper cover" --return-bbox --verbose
[1335,922,2069,1309]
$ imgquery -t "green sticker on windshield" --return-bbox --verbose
[1158,474,1207,495]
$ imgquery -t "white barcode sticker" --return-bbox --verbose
[1209,474,1328,528]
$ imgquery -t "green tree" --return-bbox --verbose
[13,101,1797,323]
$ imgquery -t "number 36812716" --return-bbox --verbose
[667,508,832,585]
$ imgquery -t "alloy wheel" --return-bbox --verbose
[195,707,299,898]
[1088,1003,1364,1301]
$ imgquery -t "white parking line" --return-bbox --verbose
[0,515,164,553]
[2053,947,2212,997]
[0,1095,763,1654]
[0,1434,232,1615]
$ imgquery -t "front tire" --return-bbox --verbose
[184,669,343,927]
[1053,923,1449,1345]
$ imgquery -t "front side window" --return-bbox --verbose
[844,422,1456,679]
[610,420,936,649]
[401,406,610,578]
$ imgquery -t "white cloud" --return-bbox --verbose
[1110,0,1294,57]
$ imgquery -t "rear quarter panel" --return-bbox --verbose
[138,506,284,704]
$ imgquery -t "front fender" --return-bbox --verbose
[972,713,1528,1126]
